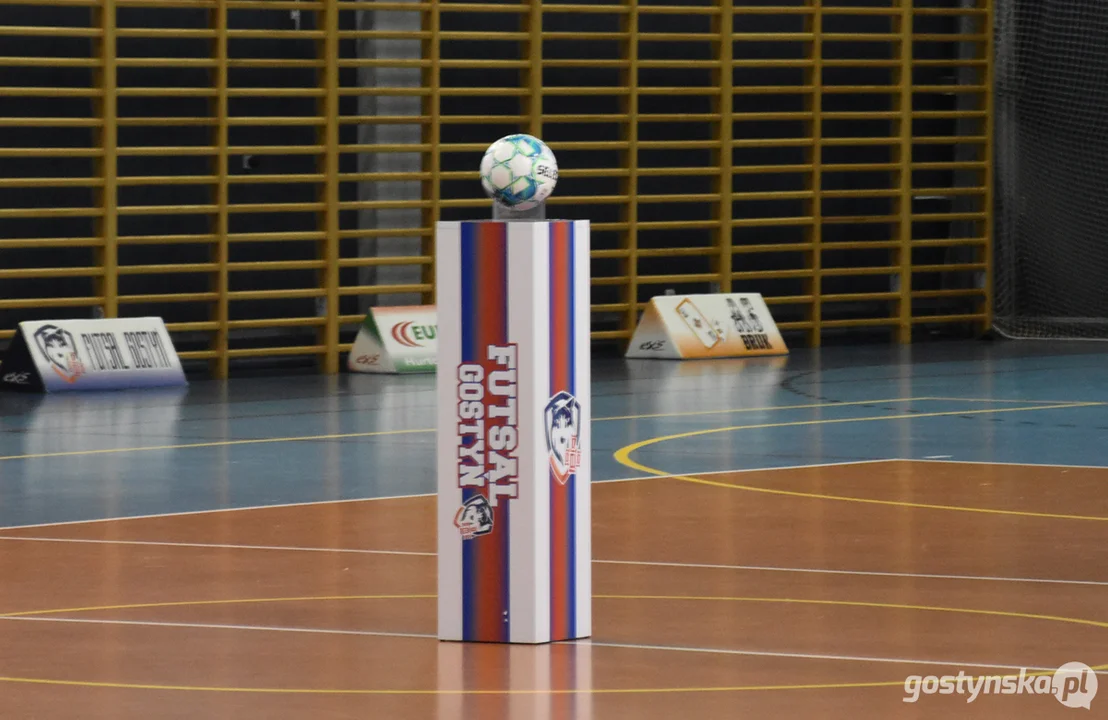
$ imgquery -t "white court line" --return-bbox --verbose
[920,396,1103,405]
[0,491,438,532]
[13,454,1105,536]
[0,493,434,533]
[2,401,1100,531]
[0,459,894,531]
[5,615,1097,675]
[593,559,1108,588]
[0,535,436,557]
[0,615,434,641]
[3,535,1106,588]
[913,458,1108,471]
[571,640,1091,674]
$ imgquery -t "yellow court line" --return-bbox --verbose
[0,676,914,695]
[2,671,1102,696]
[0,395,925,462]
[923,396,1093,405]
[593,396,921,422]
[0,427,434,463]
[0,395,1082,463]
[0,593,1103,695]
[614,402,1108,522]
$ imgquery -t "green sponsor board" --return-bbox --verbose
[349,306,437,374]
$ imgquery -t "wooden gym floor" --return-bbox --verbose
[1,341,1106,718]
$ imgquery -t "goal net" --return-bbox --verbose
[994,0,1108,339]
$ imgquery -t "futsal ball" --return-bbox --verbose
[479,134,558,211]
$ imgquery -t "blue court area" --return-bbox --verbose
[1,340,1107,527]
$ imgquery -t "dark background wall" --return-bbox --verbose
[1,3,978,363]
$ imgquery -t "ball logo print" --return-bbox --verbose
[479,134,558,211]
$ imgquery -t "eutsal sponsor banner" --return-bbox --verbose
[347,306,438,374]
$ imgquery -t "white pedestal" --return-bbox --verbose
[436,219,592,644]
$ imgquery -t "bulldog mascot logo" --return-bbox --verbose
[454,494,494,540]
[544,390,582,485]
[33,324,86,383]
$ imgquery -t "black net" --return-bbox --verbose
[995,0,1108,338]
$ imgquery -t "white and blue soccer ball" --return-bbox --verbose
[479,134,558,211]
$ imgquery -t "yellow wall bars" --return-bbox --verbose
[0,0,991,376]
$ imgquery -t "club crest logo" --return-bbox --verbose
[454,494,494,540]
[545,391,582,485]
[33,325,85,383]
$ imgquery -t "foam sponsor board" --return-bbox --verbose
[437,219,591,645]
[0,317,186,393]
[625,293,788,360]
[347,305,437,374]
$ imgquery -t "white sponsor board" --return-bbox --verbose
[0,317,186,392]
[348,305,438,374]
[625,293,788,360]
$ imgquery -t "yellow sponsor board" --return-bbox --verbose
[625,294,788,360]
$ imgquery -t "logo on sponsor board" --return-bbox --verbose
[32,325,85,383]
[454,494,494,539]
[30,324,174,382]
[391,321,437,348]
[675,299,721,349]
[455,344,519,539]
[2,371,31,385]
[725,297,770,349]
[545,390,582,485]
[355,353,380,367]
